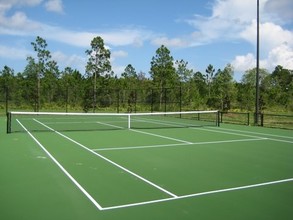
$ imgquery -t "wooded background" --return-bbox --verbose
[1,36,292,115]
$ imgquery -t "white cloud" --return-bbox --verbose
[267,43,293,69]
[264,0,293,23]
[211,0,257,22]
[110,50,128,63]
[151,36,189,48]
[112,65,126,77]
[0,1,151,48]
[0,0,64,14]
[231,53,256,72]
[41,27,152,48]
[231,43,293,73]
[234,19,293,72]
[0,44,31,59]
[112,50,128,58]
[0,0,42,8]
[0,11,42,34]
[44,0,63,13]
[184,0,259,45]
[51,51,86,71]
[240,20,293,53]
[0,0,43,34]
[100,28,152,47]
[168,0,256,49]
[0,6,152,48]
[44,28,96,47]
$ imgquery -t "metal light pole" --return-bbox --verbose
[255,0,260,125]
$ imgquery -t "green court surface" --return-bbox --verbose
[0,116,293,220]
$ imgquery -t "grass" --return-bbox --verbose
[0,115,293,220]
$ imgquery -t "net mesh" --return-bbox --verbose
[7,111,219,133]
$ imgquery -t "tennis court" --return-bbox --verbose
[1,111,293,220]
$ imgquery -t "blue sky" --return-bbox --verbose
[0,0,292,81]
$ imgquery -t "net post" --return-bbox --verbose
[6,112,11,134]
[217,111,220,127]
[128,114,131,129]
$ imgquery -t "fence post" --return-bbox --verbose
[151,89,154,113]
[261,113,264,126]
[134,89,137,113]
[179,84,182,113]
[117,90,120,113]
[247,112,250,126]
[6,112,11,134]
[164,88,167,112]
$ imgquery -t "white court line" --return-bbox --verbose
[130,129,193,144]
[93,138,267,152]
[208,127,293,140]
[97,120,193,144]
[99,116,288,146]
[266,138,293,144]
[202,127,293,144]
[94,143,188,151]
[195,127,269,139]
[92,120,269,151]
[28,118,292,211]
[130,117,266,144]
[16,119,103,211]
[101,178,293,211]
[33,118,178,199]
[96,121,124,129]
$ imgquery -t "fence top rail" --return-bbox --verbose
[220,112,249,115]
[262,113,293,117]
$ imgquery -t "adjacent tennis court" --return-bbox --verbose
[1,112,293,220]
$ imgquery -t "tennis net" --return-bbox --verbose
[6,110,219,133]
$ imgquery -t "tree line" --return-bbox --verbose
[0,36,292,113]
